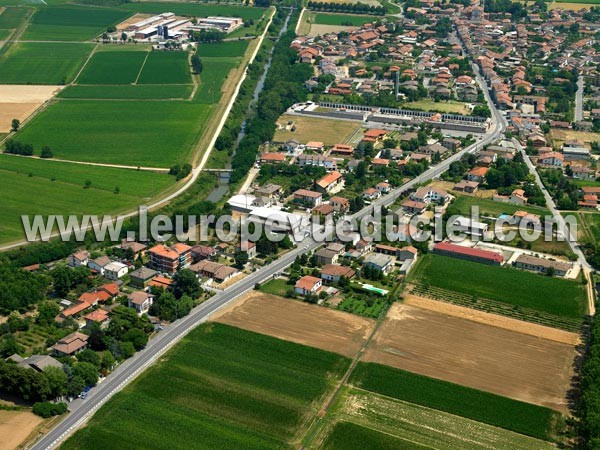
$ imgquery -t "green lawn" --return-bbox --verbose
[196,39,249,58]
[409,253,585,319]
[259,278,290,296]
[0,42,94,84]
[349,362,559,442]
[194,57,238,103]
[313,13,374,26]
[14,100,212,167]
[450,194,549,218]
[322,421,433,450]
[62,323,350,450]
[137,51,192,85]
[21,5,129,41]
[0,6,29,28]
[118,2,266,20]
[58,84,193,100]
[76,50,147,84]
[0,154,175,244]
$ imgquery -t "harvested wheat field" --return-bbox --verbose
[212,291,375,357]
[0,85,62,132]
[362,301,577,413]
[0,408,44,450]
[274,114,362,146]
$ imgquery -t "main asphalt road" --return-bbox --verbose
[30,63,506,450]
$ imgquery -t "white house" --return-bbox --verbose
[67,251,89,268]
[104,261,129,281]
[294,275,322,296]
[128,291,154,315]
[87,256,111,275]
[449,216,488,238]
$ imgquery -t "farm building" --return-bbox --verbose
[513,254,571,277]
[433,242,503,265]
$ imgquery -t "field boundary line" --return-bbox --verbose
[300,303,389,448]
[0,152,170,172]
[133,50,150,85]
[71,43,99,85]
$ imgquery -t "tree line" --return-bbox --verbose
[230,27,313,183]
[5,139,53,158]
[307,1,387,15]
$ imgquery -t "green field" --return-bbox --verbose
[76,50,147,84]
[450,194,549,217]
[322,421,432,450]
[313,13,374,26]
[320,389,555,450]
[0,28,10,40]
[348,362,559,442]
[194,57,238,103]
[118,2,266,20]
[58,84,193,100]
[409,253,585,319]
[14,100,212,167]
[62,323,350,450]
[196,39,250,58]
[0,42,93,84]
[0,6,29,28]
[0,154,174,243]
[21,5,129,41]
[137,51,192,85]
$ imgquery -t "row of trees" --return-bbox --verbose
[230,28,313,183]
[307,1,387,15]
[578,315,600,447]
[4,139,53,158]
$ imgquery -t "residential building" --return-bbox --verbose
[410,186,449,204]
[189,260,238,282]
[449,216,488,238]
[321,264,355,283]
[7,354,62,372]
[293,189,323,207]
[316,171,343,193]
[148,243,192,273]
[294,275,322,296]
[330,196,350,212]
[129,267,159,289]
[88,256,111,275]
[128,291,154,315]
[103,261,128,280]
[453,180,479,193]
[67,250,89,268]
[363,253,394,274]
[467,166,489,182]
[52,332,89,356]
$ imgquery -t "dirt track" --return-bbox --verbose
[212,291,375,357]
[363,302,577,413]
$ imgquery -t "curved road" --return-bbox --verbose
[30,57,506,449]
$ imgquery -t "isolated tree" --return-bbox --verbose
[121,32,127,42]
[84,180,92,189]
[11,119,19,132]
[40,146,53,158]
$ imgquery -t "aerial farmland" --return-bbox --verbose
[0,1,269,245]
